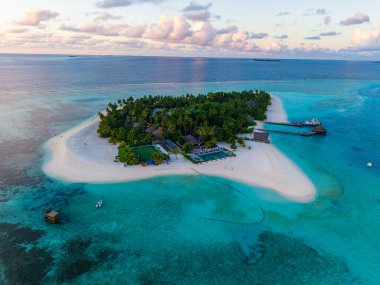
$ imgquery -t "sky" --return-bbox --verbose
[0,0,379,59]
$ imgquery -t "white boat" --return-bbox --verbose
[304,118,320,126]
[96,200,103,208]
[367,162,373,167]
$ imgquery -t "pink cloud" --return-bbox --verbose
[340,13,370,26]
[352,27,380,50]
[16,10,58,26]
[5,27,29,33]
[147,15,192,41]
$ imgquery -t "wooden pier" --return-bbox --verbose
[257,129,320,136]
[263,121,306,127]
[258,123,327,137]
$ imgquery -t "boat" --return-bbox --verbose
[304,118,320,126]
[292,118,321,126]
[96,200,103,208]
[367,162,373,167]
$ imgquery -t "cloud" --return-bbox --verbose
[303,8,328,16]
[274,34,288,40]
[96,0,164,8]
[250,32,268,39]
[147,14,192,41]
[124,25,146,38]
[183,2,212,22]
[5,27,29,33]
[275,22,284,28]
[95,12,121,22]
[61,23,129,36]
[324,16,331,25]
[320,31,340,37]
[305,36,321,40]
[340,13,370,26]
[276,12,289,17]
[263,42,288,52]
[16,10,58,26]
[316,9,327,15]
[186,21,216,45]
[352,27,380,50]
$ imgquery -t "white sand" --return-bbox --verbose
[43,96,316,202]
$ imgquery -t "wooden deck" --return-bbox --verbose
[256,129,321,136]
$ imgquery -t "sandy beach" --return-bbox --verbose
[43,96,316,202]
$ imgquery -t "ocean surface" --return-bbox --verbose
[0,54,379,284]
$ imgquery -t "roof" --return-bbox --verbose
[152,129,164,141]
[145,126,156,134]
[184,135,201,145]
[247,115,255,122]
[46,211,59,218]
[159,139,180,152]
[253,132,269,141]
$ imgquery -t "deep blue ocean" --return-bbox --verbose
[0,54,379,284]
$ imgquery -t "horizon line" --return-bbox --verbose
[0,51,376,62]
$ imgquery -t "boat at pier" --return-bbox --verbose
[299,118,320,126]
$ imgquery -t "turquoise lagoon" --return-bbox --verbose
[0,56,379,284]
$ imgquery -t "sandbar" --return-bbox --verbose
[43,96,316,202]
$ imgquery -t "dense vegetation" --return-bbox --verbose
[98,90,271,154]
[118,143,139,165]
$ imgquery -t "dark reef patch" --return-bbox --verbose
[0,223,52,285]
[56,237,118,282]
[351,146,365,152]
[134,231,359,285]
[251,231,359,284]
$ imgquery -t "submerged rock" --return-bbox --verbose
[0,223,52,285]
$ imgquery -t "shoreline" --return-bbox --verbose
[43,95,316,202]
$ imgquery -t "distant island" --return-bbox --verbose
[97,91,271,165]
[254,59,281,62]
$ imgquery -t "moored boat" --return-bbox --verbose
[304,118,320,126]
[96,200,103,208]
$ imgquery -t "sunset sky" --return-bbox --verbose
[0,0,379,59]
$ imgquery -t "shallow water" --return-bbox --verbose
[0,55,379,284]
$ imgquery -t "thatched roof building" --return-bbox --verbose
[145,126,156,134]
[184,135,201,146]
[152,128,164,141]
[146,126,164,141]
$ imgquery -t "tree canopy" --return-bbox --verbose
[98,90,271,148]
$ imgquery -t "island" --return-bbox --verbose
[97,91,270,165]
[43,91,316,202]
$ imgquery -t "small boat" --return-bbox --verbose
[304,118,320,126]
[292,118,321,126]
[96,200,103,208]
[367,162,373,167]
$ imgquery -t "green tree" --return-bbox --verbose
[237,137,246,147]
[152,152,168,165]
[181,142,194,154]
[173,149,178,159]
[118,143,139,165]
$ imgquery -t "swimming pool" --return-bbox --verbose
[190,150,234,163]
